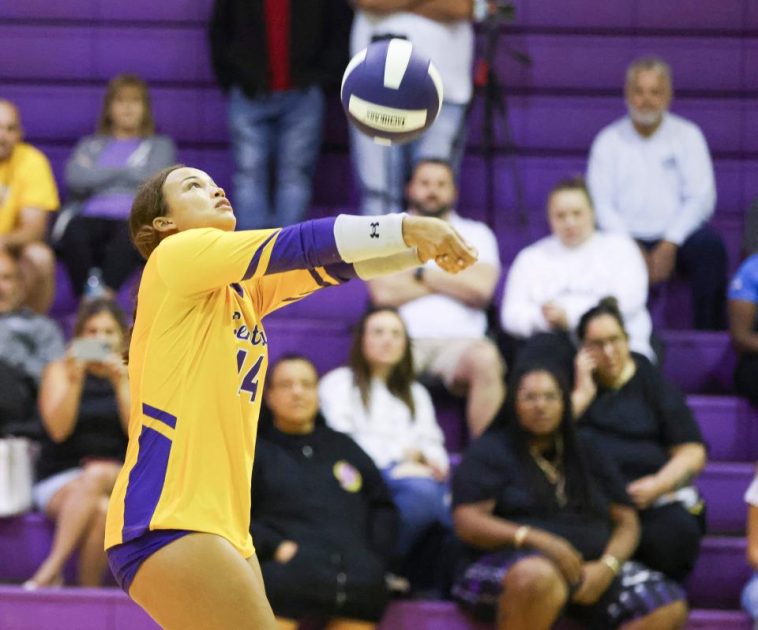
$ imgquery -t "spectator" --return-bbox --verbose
[727,253,758,405]
[501,175,654,361]
[57,74,176,300]
[0,99,59,314]
[209,0,351,229]
[319,307,450,557]
[742,470,758,622]
[252,355,397,629]
[587,56,727,330]
[25,298,129,588]
[350,1,473,215]
[0,248,64,435]
[368,159,504,437]
[451,364,687,630]
[574,298,707,581]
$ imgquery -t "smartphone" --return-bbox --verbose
[71,338,112,362]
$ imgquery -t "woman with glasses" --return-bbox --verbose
[573,297,707,581]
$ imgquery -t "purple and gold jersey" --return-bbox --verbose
[105,222,343,556]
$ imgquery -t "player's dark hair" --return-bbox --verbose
[349,307,416,417]
[129,164,184,260]
[576,296,628,341]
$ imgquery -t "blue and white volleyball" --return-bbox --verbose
[341,38,444,146]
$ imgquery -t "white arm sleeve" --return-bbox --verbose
[334,213,408,263]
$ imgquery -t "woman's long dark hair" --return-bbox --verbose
[493,364,599,514]
[348,307,416,417]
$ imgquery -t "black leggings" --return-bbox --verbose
[59,215,142,297]
[635,503,703,581]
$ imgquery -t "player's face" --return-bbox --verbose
[161,167,236,232]
[109,86,146,136]
[582,314,631,383]
[625,69,671,128]
[406,163,456,218]
[266,359,320,434]
[547,189,595,248]
[0,252,23,314]
[80,311,124,353]
[362,310,407,372]
[0,102,22,162]
[515,371,564,438]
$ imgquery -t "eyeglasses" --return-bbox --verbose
[584,334,626,351]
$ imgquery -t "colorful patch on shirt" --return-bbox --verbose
[333,461,362,493]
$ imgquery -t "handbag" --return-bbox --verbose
[0,437,35,517]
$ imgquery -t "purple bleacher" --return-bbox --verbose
[686,536,752,610]
[696,463,752,535]
[661,331,737,394]
[264,319,351,377]
[688,396,754,462]
[0,587,753,630]
[265,277,370,325]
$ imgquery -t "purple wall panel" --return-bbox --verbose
[0,25,212,83]
[1,0,98,20]
[688,396,752,462]
[697,464,752,535]
[514,0,634,29]
[686,536,750,609]
[634,0,747,31]
[100,0,209,21]
[495,35,743,92]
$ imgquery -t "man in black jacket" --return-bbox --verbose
[251,355,397,628]
[209,0,351,230]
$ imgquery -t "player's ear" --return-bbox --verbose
[152,216,176,233]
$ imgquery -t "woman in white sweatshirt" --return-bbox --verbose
[319,307,450,556]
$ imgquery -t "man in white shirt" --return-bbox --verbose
[368,159,504,437]
[349,0,474,216]
[587,56,727,330]
[501,176,655,360]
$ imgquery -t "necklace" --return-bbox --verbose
[529,435,567,507]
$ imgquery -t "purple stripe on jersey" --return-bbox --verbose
[243,231,278,281]
[323,262,356,283]
[142,403,177,429]
[121,425,173,543]
[265,218,341,275]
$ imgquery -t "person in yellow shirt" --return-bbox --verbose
[0,100,60,313]
[104,163,478,630]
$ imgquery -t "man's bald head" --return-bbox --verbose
[0,100,22,162]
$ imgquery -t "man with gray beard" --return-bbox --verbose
[587,56,727,330]
[368,159,504,438]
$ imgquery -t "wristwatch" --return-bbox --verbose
[414,266,425,283]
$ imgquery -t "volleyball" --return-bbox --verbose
[341,38,444,146]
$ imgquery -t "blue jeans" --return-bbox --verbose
[382,469,452,556]
[350,101,468,215]
[228,85,325,230]
[743,572,758,620]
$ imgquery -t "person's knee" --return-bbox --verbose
[458,341,505,382]
[625,600,688,630]
[397,479,444,519]
[79,462,120,494]
[21,242,55,275]
[502,557,567,610]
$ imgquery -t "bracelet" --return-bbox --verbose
[601,554,621,576]
[414,266,425,283]
[513,525,531,549]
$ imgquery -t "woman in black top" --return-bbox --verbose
[452,365,687,630]
[251,355,397,629]
[573,298,707,581]
[25,298,130,588]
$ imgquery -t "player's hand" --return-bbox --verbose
[401,215,478,273]
[274,540,299,564]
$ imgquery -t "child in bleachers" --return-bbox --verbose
[742,469,758,623]
[24,298,129,588]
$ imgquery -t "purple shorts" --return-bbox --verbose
[453,550,685,629]
[107,529,192,594]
